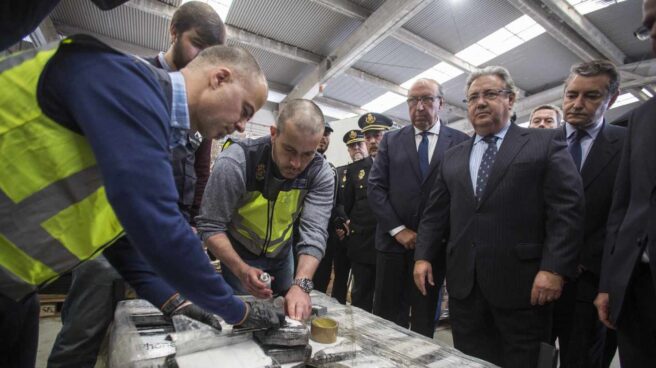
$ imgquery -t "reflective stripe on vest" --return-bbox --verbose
[0,38,124,300]
[229,189,306,258]
[222,138,317,259]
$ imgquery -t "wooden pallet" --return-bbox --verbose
[39,294,67,318]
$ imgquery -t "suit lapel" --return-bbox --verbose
[580,123,619,189]
[456,137,476,201]
[402,126,423,182]
[478,123,528,207]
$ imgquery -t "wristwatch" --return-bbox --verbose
[292,278,314,293]
[161,293,186,315]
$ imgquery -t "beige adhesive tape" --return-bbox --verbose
[310,317,338,344]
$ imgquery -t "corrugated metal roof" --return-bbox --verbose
[403,0,524,54]
[586,0,651,62]
[353,37,441,85]
[349,0,386,12]
[228,42,315,87]
[481,33,583,94]
[227,0,362,55]
[323,74,388,107]
[51,0,170,51]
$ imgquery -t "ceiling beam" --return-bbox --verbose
[506,0,603,62]
[540,0,626,65]
[283,0,433,101]
[55,23,160,55]
[308,0,478,73]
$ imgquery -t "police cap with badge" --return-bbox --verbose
[343,129,365,145]
[358,112,393,132]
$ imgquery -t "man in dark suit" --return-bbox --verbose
[413,66,584,367]
[368,78,469,337]
[594,1,656,365]
[547,60,624,368]
[341,114,392,312]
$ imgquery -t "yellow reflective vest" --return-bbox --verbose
[0,37,126,300]
[224,137,323,258]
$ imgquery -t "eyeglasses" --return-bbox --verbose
[634,25,651,41]
[407,95,441,107]
[464,89,513,105]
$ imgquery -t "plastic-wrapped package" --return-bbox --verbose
[108,294,496,368]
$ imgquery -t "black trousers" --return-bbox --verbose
[616,262,656,367]
[0,293,39,368]
[314,241,350,304]
[555,272,617,368]
[551,279,576,366]
[350,262,375,312]
[372,250,440,337]
[449,281,553,368]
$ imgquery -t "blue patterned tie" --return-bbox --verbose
[475,135,499,201]
[418,131,430,180]
[568,129,587,171]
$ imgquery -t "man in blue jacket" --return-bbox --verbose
[0,35,279,368]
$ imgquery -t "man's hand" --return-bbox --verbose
[235,300,283,330]
[594,293,615,329]
[335,220,350,241]
[171,302,223,331]
[413,260,434,296]
[394,228,417,250]
[238,265,273,299]
[285,285,312,321]
[530,271,564,305]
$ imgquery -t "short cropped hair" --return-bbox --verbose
[277,99,325,136]
[187,45,265,85]
[565,60,620,96]
[529,104,563,125]
[171,1,226,46]
[465,66,518,96]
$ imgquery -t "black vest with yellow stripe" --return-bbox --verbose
[224,136,323,258]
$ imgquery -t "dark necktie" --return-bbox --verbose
[475,135,499,201]
[418,131,430,180]
[568,129,587,171]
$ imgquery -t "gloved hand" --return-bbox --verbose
[235,300,284,330]
[171,303,223,331]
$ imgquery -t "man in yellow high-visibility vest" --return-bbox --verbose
[0,35,281,367]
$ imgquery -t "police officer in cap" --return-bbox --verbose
[341,115,391,311]
[359,112,393,158]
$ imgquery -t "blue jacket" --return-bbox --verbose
[37,39,244,323]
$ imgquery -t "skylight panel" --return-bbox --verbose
[456,43,497,66]
[401,62,464,88]
[315,103,357,120]
[641,88,653,98]
[267,90,286,103]
[566,0,627,15]
[611,93,639,109]
[361,92,406,113]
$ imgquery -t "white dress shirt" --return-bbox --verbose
[389,120,441,237]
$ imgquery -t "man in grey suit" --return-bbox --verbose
[549,60,624,368]
[413,66,584,367]
[368,78,469,337]
[594,1,656,364]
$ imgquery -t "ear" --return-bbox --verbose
[169,26,178,44]
[209,67,232,89]
[270,125,278,139]
[606,91,620,109]
[508,92,516,109]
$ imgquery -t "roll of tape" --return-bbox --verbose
[311,317,338,344]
